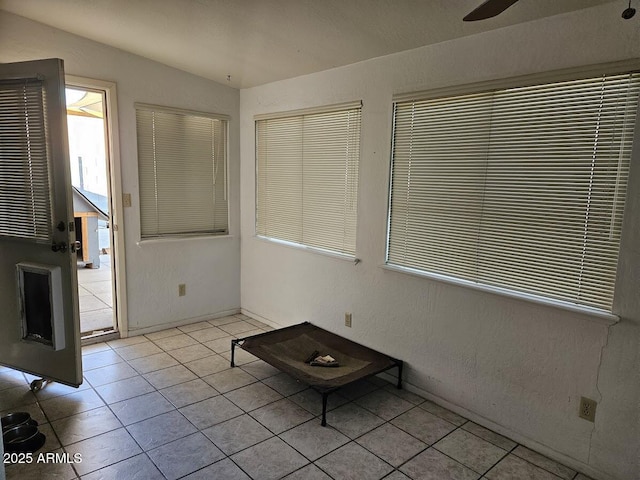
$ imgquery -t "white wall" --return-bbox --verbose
[2,5,638,479]
[240,4,640,480]
[0,11,241,332]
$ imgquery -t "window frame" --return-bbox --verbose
[384,60,640,321]
[135,102,230,241]
[254,101,362,259]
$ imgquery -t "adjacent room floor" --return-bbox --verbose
[1,314,594,480]
[77,253,114,335]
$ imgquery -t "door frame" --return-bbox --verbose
[66,75,129,339]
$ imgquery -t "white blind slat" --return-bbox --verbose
[0,79,52,241]
[388,72,640,311]
[256,105,361,256]
[136,107,228,238]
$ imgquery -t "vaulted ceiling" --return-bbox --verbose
[1,0,616,88]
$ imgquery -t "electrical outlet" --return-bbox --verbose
[178,284,186,296]
[579,396,597,422]
[122,193,132,208]
[344,312,352,328]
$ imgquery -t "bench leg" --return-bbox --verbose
[230,340,237,367]
[321,392,329,426]
[397,361,403,389]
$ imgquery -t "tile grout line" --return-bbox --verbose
[4,317,589,480]
[275,381,399,479]
[88,364,190,479]
[82,321,270,477]
[76,338,217,477]
[70,370,382,478]
[4,367,485,480]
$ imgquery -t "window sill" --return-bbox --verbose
[381,264,619,326]
[255,235,359,264]
[137,234,234,246]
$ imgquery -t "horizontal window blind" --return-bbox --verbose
[388,72,640,311]
[256,103,361,256]
[136,106,228,238]
[0,78,52,242]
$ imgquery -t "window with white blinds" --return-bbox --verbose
[388,72,640,311]
[0,78,52,242]
[256,102,361,256]
[136,104,228,238]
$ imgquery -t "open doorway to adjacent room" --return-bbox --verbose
[65,82,121,338]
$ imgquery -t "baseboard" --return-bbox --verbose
[239,308,284,329]
[126,308,241,336]
[132,307,615,480]
[81,329,120,346]
[377,371,614,480]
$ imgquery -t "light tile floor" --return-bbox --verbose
[1,314,595,480]
[78,254,114,334]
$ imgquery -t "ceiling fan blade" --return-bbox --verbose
[463,0,520,21]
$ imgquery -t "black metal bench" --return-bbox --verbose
[230,322,403,426]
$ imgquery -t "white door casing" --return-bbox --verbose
[65,75,128,339]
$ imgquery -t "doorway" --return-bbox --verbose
[65,77,127,340]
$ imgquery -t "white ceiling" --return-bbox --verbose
[1,0,617,88]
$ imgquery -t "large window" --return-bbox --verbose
[256,102,361,256]
[387,71,640,311]
[136,104,228,238]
